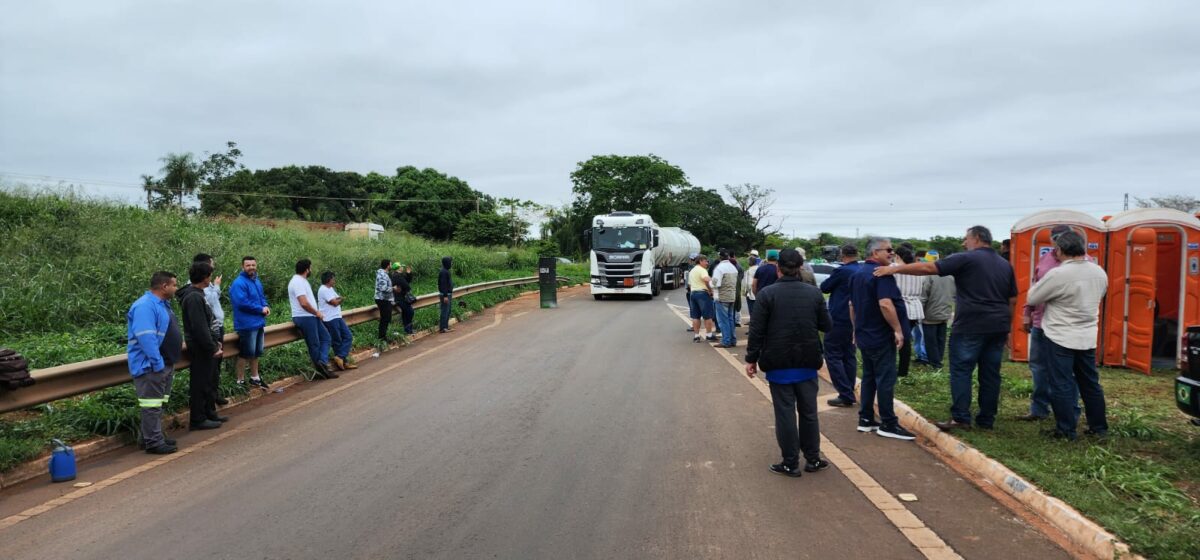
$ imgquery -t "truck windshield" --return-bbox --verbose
[592,227,649,251]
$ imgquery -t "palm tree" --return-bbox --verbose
[159,152,199,207]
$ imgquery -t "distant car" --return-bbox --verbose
[811,262,840,286]
[556,257,573,264]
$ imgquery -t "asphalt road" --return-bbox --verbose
[0,287,1072,559]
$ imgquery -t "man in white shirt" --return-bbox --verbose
[1025,232,1108,441]
[318,271,358,372]
[289,259,336,380]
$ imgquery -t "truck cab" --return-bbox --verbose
[588,212,658,299]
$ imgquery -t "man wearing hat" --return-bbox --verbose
[752,249,781,297]
[1019,225,1080,421]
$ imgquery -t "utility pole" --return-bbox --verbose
[1123,193,1129,211]
[855,227,859,239]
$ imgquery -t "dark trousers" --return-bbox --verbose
[859,344,899,426]
[824,327,857,402]
[769,379,821,468]
[439,294,453,331]
[745,298,755,317]
[921,322,948,368]
[395,299,415,334]
[898,333,912,377]
[189,352,218,424]
[293,316,331,365]
[948,332,1007,427]
[324,318,352,359]
[1045,338,1108,439]
[375,299,393,340]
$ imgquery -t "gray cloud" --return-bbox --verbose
[3,1,1197,239]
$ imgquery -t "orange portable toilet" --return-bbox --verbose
[1009,210,1108,362]
[1102,209,1200,373]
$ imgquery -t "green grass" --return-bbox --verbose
[894,360,1200,559]
[0,190,587,473]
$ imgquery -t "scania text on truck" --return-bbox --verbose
[586,212,701,300]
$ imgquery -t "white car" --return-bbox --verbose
[811,262,840,286]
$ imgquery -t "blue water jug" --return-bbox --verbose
[48,439,76,483]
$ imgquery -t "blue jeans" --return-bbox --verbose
[1029,328,1079,418]
[912,324,927,362]
[293,316,331,365]
[859,344,898,426]
[1044,338,1108,439]
[824,326,857,402]
[236,328,265,358]
[921,323,947,368]
[324,318,352,360]
[439,294,453,331]
[715,301,736,346]
[948,332,1007,427]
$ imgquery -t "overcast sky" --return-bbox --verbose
[2,1,1198,239]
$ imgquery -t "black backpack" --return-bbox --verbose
[0,348,35,390]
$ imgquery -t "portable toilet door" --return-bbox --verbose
[1102,209,1200,373]
[1009,210,1107,362]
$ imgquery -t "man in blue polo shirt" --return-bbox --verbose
[850,238,916,441]
[820,243,861,407]
[877,225,1017,431]
[745,250,832,477]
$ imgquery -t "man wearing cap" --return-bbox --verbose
[711,250,740,348]
[745,249,832,477]
[1019,225,1080,421]
[752,249,781,297]
[688,254,717,342]
[820,244,861,407]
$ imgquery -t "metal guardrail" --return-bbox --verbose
[0,276,572,414]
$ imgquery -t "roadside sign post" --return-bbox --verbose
[539,257,558,309]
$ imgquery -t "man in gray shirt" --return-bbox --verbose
[1025,231,1109,441]
[920,274,956,369]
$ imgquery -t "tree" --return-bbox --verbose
[454,212,511,246]
[927,235,964,257]
[725,183,779,236]
[497,198,542,245]
[673,187,762,252]
[159,152,200,208]
[141,174,174,211]
[541,204,590,258]
[1136,194,1200,213]
[198,141,245,191]
[569,154,690,225]
[390,166,486,240]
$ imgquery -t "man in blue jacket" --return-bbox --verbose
[820,244,861,408]
[126,271,183,454]
[229,256,271,390]
[438,256,454,333]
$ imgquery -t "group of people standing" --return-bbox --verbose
[125,254,459,454]
[728,224,1110,477]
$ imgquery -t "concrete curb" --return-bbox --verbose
[0,285,561,490]
[816,368,1141,560]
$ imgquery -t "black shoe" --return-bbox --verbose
[878,424,916,441]
[693,335,702,343]
[321,362,339,379]
[165,438,176,446]
[208,415,229,423]
[1191,418,1200,427]
[189,420,221,431]
[705,334,717,342]
[827,397,855,408]
[1041,428,1076,441]
[686,327,694,332]
[804,458,830,472]
[1083,428,1109,438]
[935,419,971,432]
[249,377,270,390]
[857,418,881,433]
[769,463,802,478]
[214,396,229,406]
[146,444,177,454]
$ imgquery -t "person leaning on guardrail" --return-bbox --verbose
[375,259,395,343]
[230,256,271,390]
[390,262,416,335]
[318,271,357,371]
[438,256,455,333]
[289,259,336,380]
[126,271,184,455]
[178,261,225,432]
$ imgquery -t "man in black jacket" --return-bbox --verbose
[438,256,454,333]
[745,249,832,477]
[390,262,416,335]
[178,261,225,431]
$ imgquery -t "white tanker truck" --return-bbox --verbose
[586,211,702,300]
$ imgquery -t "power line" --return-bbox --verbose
[0,171,480,205]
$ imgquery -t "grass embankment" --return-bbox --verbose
[0,191,586,472]
[894,360,1199,559]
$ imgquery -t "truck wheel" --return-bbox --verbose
[651,270,662,296]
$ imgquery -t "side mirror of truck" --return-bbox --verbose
[652,231,660,248]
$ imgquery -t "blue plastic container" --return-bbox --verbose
[48,439,76,483]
